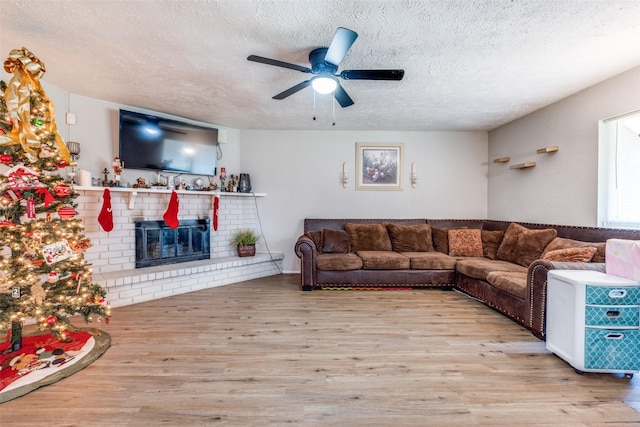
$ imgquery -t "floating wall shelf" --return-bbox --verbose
[510,162,536,170]
[493,157,510,163]
[537,146,559,154]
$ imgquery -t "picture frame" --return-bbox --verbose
[355,143,403,190]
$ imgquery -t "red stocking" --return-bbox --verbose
[98,189,113,232]
[213,195,219,231]
[163,190,179,229]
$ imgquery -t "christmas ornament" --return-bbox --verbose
[70,237,91,251]
[38,143,55,158]
[53,183,70,197]
[3,189,22,202]
[5,164,42,189]
[31,282,45,305]
[163,190,179,229]
[47,271,59,283]
[45,315,57,326]
[0,154,12,164]
[98,188,113,232]
[57,205,76,219]
[42,240,73,265]
[26,198,35,218]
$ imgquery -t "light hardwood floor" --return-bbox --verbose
[2,273,640,426]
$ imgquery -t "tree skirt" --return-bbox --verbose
[0,327,110,403]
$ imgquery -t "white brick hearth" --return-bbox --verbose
[75,187,283,307]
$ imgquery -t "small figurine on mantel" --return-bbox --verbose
[113,157,123,183]
[102,167,110,186]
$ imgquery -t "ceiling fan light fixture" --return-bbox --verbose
[311,76,337,94]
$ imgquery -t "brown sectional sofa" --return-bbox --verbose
[294,218,640,340]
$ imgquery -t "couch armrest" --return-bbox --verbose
[527,260,605,340]
[294,235,317,291]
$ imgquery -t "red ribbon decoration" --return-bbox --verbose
[35,187,56,207]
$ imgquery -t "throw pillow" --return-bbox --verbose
[481,230,504,260]
[431,227,449,254]
[496,222,557,267]
[321,229,350,253]
[542,237,606,263]
[542,247,597,263]
[344,223,392,252]
[448,229,483,257]
[386,223,434,252]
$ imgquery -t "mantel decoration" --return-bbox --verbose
[231,229,260,257]
[355,143,403,190]
[0,47,110,402]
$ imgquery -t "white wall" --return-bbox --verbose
[6,78,488,274]
[239,130,488,272]
[488,66,640,226]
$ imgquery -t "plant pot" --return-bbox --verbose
[236,244,256,257]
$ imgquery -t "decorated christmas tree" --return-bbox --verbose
[0,47,110,352]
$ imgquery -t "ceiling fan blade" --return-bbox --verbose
[273,80,312,99]
[324,27,358,66]
[333,83,354,108]
[247,55,312,73]
[340,69,405,80]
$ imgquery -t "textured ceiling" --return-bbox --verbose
[1,0,640,131]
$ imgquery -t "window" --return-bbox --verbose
[599,111,640,229]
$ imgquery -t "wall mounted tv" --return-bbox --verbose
[118,109,218,176]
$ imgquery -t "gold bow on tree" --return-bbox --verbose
[2,47,71,166]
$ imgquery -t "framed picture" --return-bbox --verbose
[356,143,403,190]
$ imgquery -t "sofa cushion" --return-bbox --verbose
[316,253,363,271]
[486,271,527,299]
[481,230,504,260]
[345,223,392,252]
[356,251,410,270]
[496,222,557,267]
[456,258,527,280]
[543,246,597,263]
[386,223,434,252]
[321,229,350,253]
[542,237,606,263]
[448,229,483,257]
[401,252,457,270]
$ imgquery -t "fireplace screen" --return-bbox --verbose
[135,219,210,268]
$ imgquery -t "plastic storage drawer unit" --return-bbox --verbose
[546,270,640,377]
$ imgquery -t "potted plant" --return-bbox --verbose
[231,229,260,257]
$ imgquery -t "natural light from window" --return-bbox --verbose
[599,110,640,229]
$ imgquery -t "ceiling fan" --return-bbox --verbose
[247,27,404,108]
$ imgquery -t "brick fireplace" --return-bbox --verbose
[74,187,283,308]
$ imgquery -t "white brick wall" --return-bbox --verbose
[75,188,283,307]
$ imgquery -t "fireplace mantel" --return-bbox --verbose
[73,186,266,209]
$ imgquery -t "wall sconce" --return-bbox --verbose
[342,162,348,188]
[66,141,81,184]
[411,162,417,188]
[66,141,80,162]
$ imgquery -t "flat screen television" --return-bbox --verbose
[118,109,218,175]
